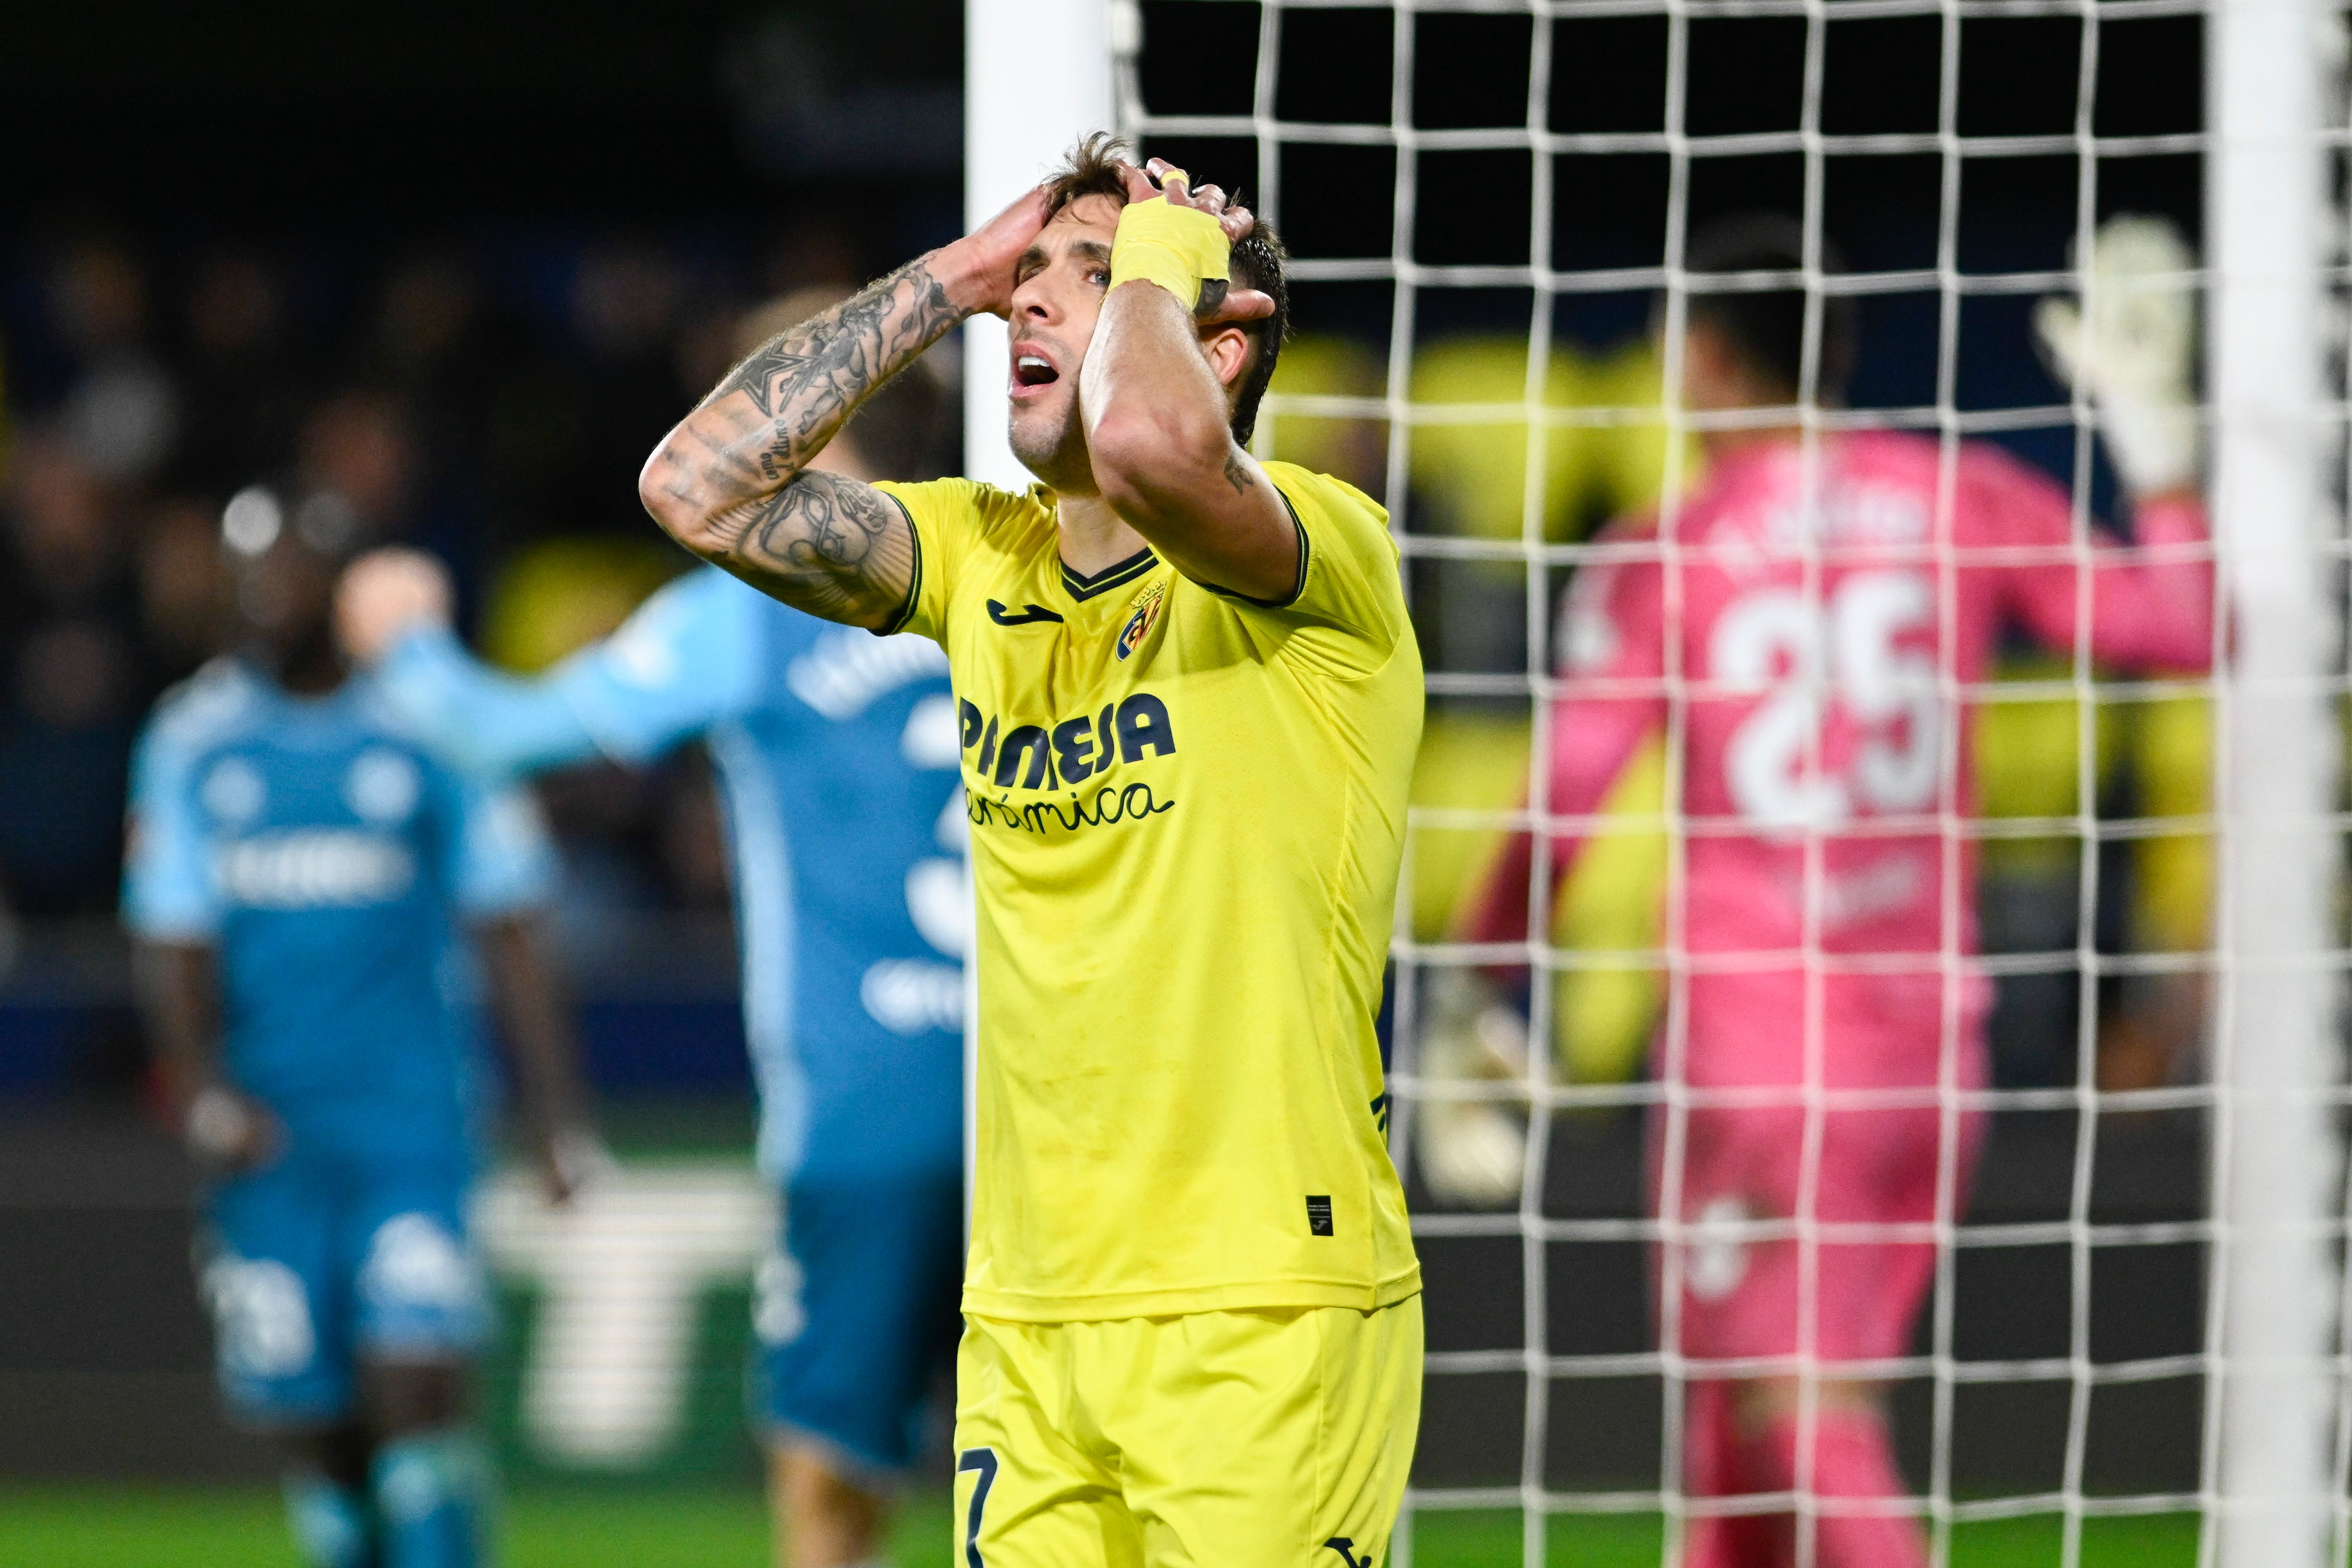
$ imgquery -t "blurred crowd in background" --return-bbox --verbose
[0,222,971,947]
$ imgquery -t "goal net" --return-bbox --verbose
[1112,1,2345,1564]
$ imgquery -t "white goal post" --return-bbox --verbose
[964,0,1120,493]
[2207,0,2342,1563]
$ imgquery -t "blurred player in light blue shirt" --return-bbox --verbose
[125,480,593,1568]
[334,324,963,1568]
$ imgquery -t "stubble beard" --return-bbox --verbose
[1008,393,1094,493]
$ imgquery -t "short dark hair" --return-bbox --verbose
[1682,215,1856,401]
[1044,132,1290,446]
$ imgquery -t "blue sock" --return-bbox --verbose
[283,1470,373,1568]
[371,1431,491,1568]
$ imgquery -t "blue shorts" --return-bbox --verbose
[197,1150,488,1426]
[752,1167,965,1478]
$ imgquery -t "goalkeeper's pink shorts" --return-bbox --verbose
[1648,967,1991,1370]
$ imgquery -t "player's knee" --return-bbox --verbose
[359,1357,471,1438]
[284,1421,373,1491]
[1729,1375,1883,1436]
[358,1211,486,1328]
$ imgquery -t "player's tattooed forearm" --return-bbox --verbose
[729,470,914,623]
[714,258,962,473]
[1223,452,1255,494]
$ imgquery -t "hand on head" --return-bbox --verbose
[956,185,1059,318]
[953,154,1276,326]
[335,547,453,664]
[1125,158,1278,326]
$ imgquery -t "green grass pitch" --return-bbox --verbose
[0,1485,2202,1567]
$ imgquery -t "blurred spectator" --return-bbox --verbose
[0,222,904,937]
[0,431,150,912]
[759,220,861,299]
[135,494,231,680]
[50,239,179,486]
[172,247,305,496]
[297,390,415,543]
[376,252,482,388]
[369,252,510,555]
[558,242,695,536]
[671,307,743,413]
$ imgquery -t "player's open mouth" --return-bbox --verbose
[1010,348,1061,397]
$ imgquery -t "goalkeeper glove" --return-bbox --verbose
[2033,215,2201,496]
[1414,968,1531,1208]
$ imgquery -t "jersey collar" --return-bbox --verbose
[1059,546,1159,603]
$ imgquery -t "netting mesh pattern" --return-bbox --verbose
[1117,3,2347,1564]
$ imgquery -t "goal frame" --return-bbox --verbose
[971,0,2352,1560]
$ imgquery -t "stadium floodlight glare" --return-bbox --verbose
[1102,1,2349,1565]
[221,484,283,557]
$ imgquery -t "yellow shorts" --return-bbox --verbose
[951,1296,1423,1568]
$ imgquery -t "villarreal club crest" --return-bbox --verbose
[1117,581,1166,661]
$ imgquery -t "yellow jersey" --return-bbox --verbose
[874,462,1425,1321]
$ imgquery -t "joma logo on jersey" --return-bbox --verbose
[959,692,1175,791]
[215,830,415,907]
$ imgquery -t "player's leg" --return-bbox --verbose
[754,1168,968,1568]
[768,1447,886,1568]
[359,1357,485,1568]
[346,1167,494,1568]
[1104,1297,1425,1568]
[1724,1376,1915,1568]
[1744,988,1988,1568]
[283,1422,379,1568]
[953,1314,1141,1568]
[199,1156,375,1568]
[1679,1376,1769,1568]
[1701,1085,1962,1568]
[1663,970,1931,1568]
[1656,1011,1806,1566]
[1668,1110,1931,1568]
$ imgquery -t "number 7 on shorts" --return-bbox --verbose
[957,1447,999,1568]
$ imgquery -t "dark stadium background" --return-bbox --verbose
[0,0,2207,1523]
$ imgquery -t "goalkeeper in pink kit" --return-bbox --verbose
[1449,216,2213,1568]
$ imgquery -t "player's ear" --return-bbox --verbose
[1200,322,1254,394]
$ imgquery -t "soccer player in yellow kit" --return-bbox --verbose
[640,137,1424,1568]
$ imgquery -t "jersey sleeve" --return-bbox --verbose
[872,477,997,646]
[1965,444,2215,673]
[120,715,220,941]
[1211,462,1414,677]
[549,567,764,764]
[1465,521,1671,947]
[441,772,561,918]
[377,568,761,774]
[376,627,603,777]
